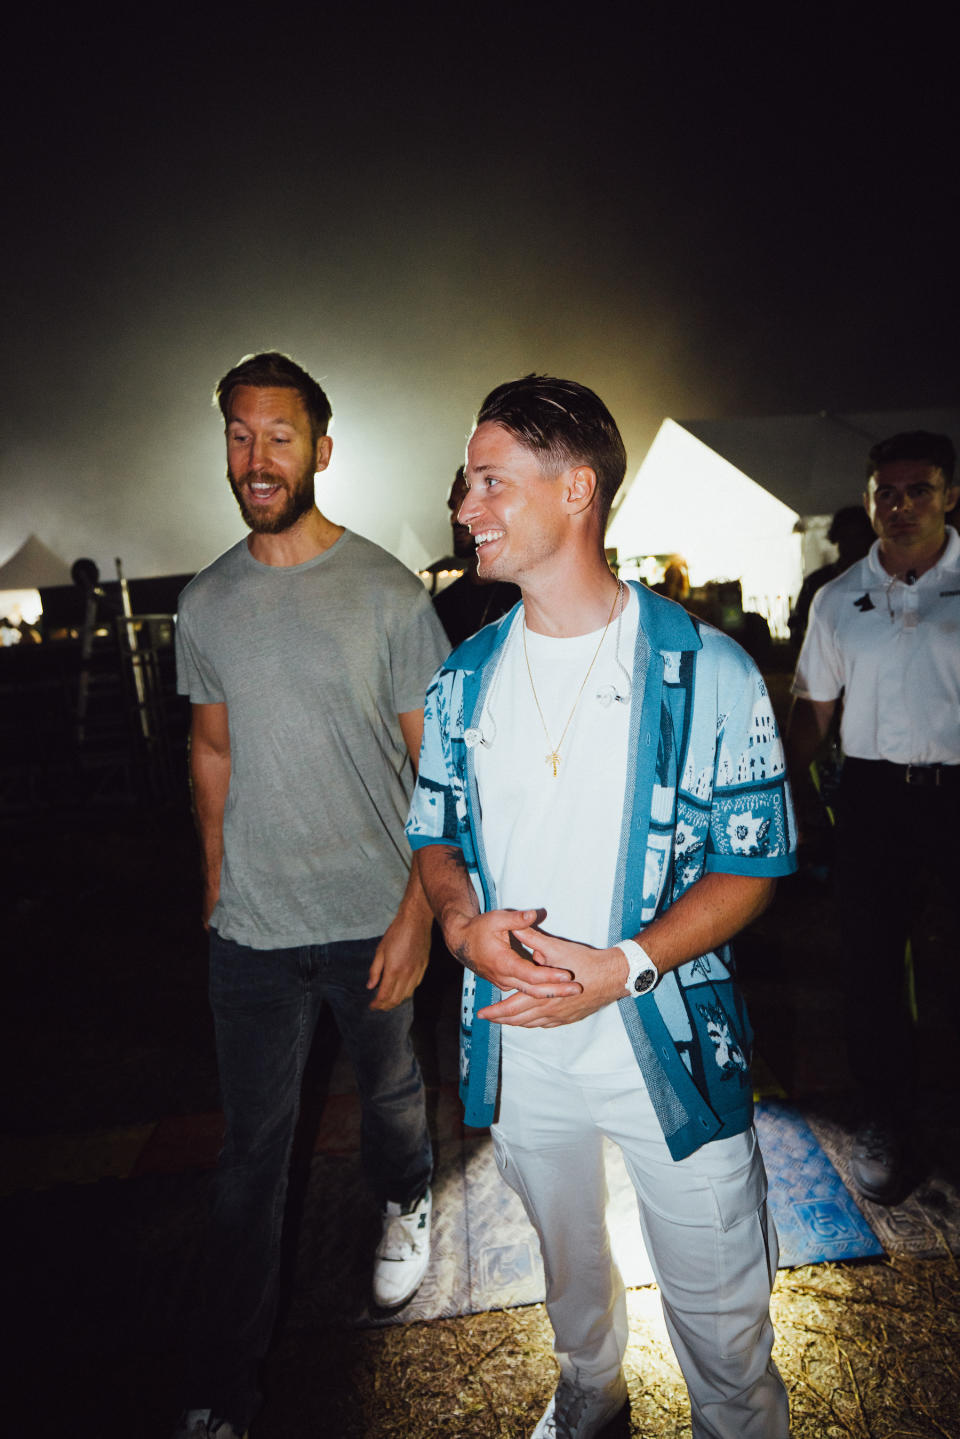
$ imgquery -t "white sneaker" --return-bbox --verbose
[531,1372,629,1438]
[372,1187,432,1310]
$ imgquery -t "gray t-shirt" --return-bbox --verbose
[175,529,449,949]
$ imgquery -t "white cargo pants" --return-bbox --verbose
[492,1053,789,1439]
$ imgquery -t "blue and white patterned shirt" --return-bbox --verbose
[406,581,797,1159]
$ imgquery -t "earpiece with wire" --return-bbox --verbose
[596,581,632,706]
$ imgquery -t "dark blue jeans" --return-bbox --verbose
[188,929,433,1429]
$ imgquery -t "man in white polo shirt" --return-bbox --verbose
[407,375,796,1439]
[789,430,960,1204]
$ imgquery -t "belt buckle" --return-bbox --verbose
[905,764,940,787]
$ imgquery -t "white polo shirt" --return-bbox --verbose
[792,527,960,765]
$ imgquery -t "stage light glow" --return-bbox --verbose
[0,587,42,628]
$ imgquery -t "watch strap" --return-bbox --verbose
[617,938,659,996]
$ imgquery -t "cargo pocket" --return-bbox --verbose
[706,1129,768,1233]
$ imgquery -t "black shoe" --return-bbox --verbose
[849,1121,904,1204]
[171,1410,247,1439]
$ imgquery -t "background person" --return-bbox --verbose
[787,430,960,1204]
[788,505,875,650]
[432,465,520,647]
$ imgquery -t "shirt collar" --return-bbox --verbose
[444,579,702,674]
[867,525,960,582]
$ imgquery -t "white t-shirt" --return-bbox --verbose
[792,528,960,765]
[475,589,641,1078]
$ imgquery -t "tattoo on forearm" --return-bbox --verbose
[442,847,471,882]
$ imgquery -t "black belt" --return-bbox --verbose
[844,757,960,787]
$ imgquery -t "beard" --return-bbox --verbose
[228,464,316,535]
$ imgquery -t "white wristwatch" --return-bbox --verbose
[618,939,659,996]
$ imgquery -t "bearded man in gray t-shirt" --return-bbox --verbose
[171,352,448,1439]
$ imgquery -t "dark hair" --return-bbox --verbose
[867,430,955,485]
[827,506,873,545]
[476,374,627,526]
[216,352,332,440]
[447,465,467,506]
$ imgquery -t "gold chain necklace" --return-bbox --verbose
[522,581,622,777]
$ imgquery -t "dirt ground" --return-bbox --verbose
[241,1258,960,1439]
[3,800,960,1438]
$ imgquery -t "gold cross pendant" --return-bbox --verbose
[546,751,560,777]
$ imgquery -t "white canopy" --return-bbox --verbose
[607,408,959,636]
[679,407,960,518]
[0,534,73,589]
[607,419,802,626]
[0,534,73,628]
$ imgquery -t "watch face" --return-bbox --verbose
[633,967,657,995]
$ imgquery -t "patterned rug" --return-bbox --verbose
[282,1097,887,1331]
[4,1089,958,1359]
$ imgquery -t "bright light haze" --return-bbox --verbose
[2,11,954,580]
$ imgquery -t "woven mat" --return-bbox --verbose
[4,1096,957,1354]
[284,1098,890,1331]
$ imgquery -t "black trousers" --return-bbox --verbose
[834,758,960,1118]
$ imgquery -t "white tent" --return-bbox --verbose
[0,534,73,588]
[680,408,960,519]
[0,534,73,628]
[608,407,960,635]
[607,420,802,634]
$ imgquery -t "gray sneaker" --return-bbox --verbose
[531,1372,629,1438]
[171,1410,248,1439]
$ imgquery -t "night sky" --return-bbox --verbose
[2,5,955,579]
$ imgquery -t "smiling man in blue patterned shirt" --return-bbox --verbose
[406,375,796,1439]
